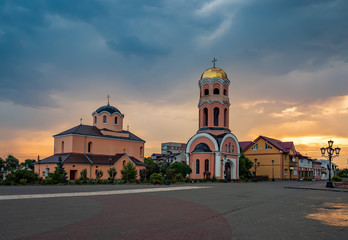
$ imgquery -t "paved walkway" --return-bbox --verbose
[0,182,347,240]
[284,181,348,193]
[0,186,209,200]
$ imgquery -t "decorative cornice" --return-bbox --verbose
[198,100,230,107]
[199,77,230,87]
[91,111,124,117]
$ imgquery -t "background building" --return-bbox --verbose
[240,136,299,180]
[34,101,146,180]
[318,159,338,180]
[298,155,313,179]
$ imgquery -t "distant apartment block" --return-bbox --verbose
[161,142,187,154]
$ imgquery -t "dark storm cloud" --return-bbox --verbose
[0,0,347,107]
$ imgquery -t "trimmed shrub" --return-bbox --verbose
[150,173,164,184]
[184,177,191,183]
[332,175,342,182]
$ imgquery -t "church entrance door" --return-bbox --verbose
[225,162,231,182]
[70,170,77,180]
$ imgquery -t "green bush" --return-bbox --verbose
[80,169,88,181]
[150,173,164,184]
[332,175,342,182]
[211,175,217,182]
[96,178,103,184]
[4,169,39,185]
[74,178,81,184]
[174,173,184,182]
[303,177,312,181]
[45,177,54,184]
[169,162,192,178]
[19,178,27,185]
[121,163,138,182]
[184,177,191,183]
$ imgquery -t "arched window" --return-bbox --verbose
[204,159,209,172]
[140,146,143,156]
[94,116,97,124]
[214,107,219,126]
[115,117,118,125]
[223,89,227,95]
[123,160,126,166]
[224,108,227,127]
[103,115,107,124]
[213,88,220,94]
[225,144,227,152]
[196,159,200,174]
[204,89,209,95]
[232,145,235,153]
[203,108,208,126]
[228,143,231,152]
[61,141,64,153]
[88,142,92,153]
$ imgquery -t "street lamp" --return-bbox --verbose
[272,160,275,181]
[165,151,173,185]
[320,140,340,188]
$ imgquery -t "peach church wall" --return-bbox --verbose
[34,155,145,180]
[54,135,144,161]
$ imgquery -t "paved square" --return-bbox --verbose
[0,182,347,239]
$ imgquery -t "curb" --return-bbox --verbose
[284,186,348,193]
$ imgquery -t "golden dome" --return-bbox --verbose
[200,67,228,80]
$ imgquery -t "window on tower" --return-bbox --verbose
[224,108,227,127]
[213,88,220,94]
[203,108,208,126]
[94,116,97,124]
[204,89,209,95]
[214,107,219,126]
[223,89,227,95]
[103,115,107,124]
[115,116,118,125]
[88,142,92,153]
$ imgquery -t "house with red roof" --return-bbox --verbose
[239,136,299,180]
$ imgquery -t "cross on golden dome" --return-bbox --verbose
[212,58,217,68]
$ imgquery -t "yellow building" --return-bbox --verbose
[240,136,299,180]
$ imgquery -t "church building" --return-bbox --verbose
[186,61,240,180]
[34,99,145,180]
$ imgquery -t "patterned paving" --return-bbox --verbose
[0,186,210,201]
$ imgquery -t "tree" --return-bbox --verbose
[337,168,348,178]
[239,152,253,180]
[48,156,67,184]
[144,158,160,179]
[4,169,39,185]
[169,162,192,178]
[121,162,138,182]
[5,155,19,171]
[139,169,147,182]
[0,157,5,171]
[95,169,103,179]
[107,167,117,180]
[79,169,89,182]
[19,159,36,170]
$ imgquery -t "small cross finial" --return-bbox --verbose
[127,125,129,131]
[212,58,217,68]
[107,94,110,105]
[80,118,82,125]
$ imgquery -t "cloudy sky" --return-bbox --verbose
[1,0,347,168]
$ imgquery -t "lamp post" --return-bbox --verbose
[320,140,340,188]
[272,160,275,181]
[108,157,112,180]
[165,151,173,185]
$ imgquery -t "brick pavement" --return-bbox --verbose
[0,181,347,240]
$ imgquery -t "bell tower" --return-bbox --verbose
[198,59,231,135]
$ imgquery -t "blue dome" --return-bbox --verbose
[95,104,122,115]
